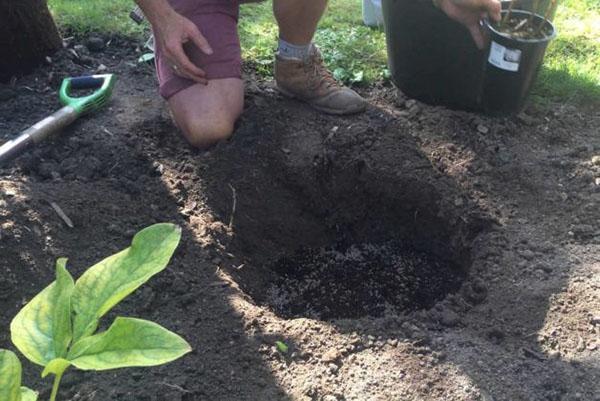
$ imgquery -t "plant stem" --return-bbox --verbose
[49,372,64,401]
[527,0,540,25]
[502,0,516,26]
[535,0,557,35]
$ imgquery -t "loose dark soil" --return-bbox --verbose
[266,241,465,320]
[0,36,599,401]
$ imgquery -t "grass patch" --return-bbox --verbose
[532,0,600,104]
[49,0,599,105]
[238,0,387,84]
[49,0,143,37]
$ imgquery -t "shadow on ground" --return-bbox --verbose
[1,41,599,400]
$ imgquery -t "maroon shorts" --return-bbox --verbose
[155,0,242,99]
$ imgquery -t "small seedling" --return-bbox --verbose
[275,341,289,354]
[1,223,190,401]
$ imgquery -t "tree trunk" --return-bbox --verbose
[0,0,62,82]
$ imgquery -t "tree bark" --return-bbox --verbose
[0,0,62,82]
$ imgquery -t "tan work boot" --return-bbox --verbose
[274,47,367,115]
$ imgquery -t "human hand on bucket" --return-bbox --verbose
[434,0,502,49]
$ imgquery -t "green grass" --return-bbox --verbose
[49,0,599,105]
[532,0,600,104]
[238,0,388,83]
[49,0,143,37]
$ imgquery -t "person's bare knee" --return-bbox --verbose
[179,114,236,149]
[167,78,244,149]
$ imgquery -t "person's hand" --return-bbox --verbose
[152,10,213,84]
[436,0,501,49]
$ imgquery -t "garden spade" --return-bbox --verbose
[0,74,116,166]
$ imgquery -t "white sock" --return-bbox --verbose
[277,38,312,61]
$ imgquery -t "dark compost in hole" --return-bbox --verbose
[228,169,482,321]
[265,240,465,320]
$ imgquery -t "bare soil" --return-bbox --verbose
[0,36,598,401]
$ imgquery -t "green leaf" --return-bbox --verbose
[72,223,181,341]
[275,341,289,354]
[41,358,71,378]
[20,387,38,401]
[0,350,21,401]
[10,259,75,366]
[351,70,365,83]
[68,317,191,370]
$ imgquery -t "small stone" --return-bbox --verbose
[547,350,560,359]
[576,337,586,352]
[520,249,535,261]
[323,395,338,401]
[560,192,569,201]
[477,124,489,134]
[595,178,600,186]
[73,44,87,53]
[96,63,108,73]
[454,197,464,206]
[536,262,553,273]
[327,363,338,374]
[572,224,594,238]
[591,315,600,325]
[517,113,536,126]
[281,147,291,154]
[321,348,341,363]
[86,36,106,52]
[439,309,461,327]
[592,155,600,166]
[405,99,417,109]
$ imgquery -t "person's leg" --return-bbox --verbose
[272,0,366,115]
[168,78,244,149]
[154,7,243,148]
[273,0,327,45]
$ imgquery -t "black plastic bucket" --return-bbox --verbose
[381,0,556,114]
[482,10,556,114]
[381,0,487,111]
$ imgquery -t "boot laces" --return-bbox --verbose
[304,51,338,91]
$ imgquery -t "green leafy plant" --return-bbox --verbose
[0,350,38,401]
[0,223,190,401]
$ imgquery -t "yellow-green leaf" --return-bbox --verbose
[10,259,75,366]
[41,358,71,378]
[68,317,191,370]
[72,224,181,341]
[0,350,21,401]
[20,387,38,401]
